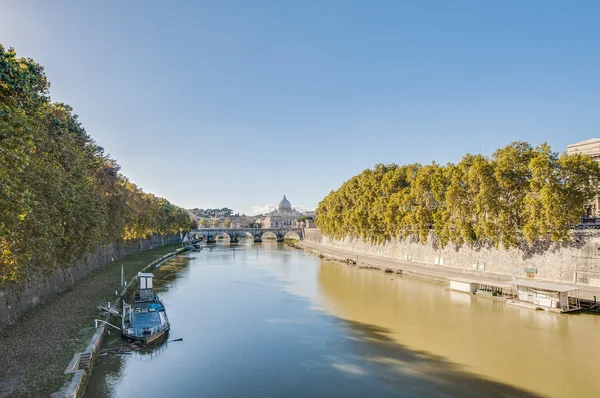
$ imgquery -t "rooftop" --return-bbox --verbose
[448,277,514,289]
[509,279,579,293]
[567,138,600,148]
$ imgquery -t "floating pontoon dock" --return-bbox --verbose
[447,277,515,299]
[506,280,581,313]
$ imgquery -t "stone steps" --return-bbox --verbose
[77,353,92,370]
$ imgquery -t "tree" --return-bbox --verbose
[0,46,195,287]
[223,217,231,228]
[492,142,533,248]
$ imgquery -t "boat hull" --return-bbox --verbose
[123,327,169,345]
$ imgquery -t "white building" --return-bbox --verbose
[261,195,302,228]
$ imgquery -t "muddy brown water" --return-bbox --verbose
[85,242,600,397]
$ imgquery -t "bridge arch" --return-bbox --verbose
[215,232,231,242]
[191,232,207,243]
[261,231,278,241]
[238,231,254,241]
[284,230,301,240]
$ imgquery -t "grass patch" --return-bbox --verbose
[0,244,181,398]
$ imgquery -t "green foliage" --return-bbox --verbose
[0,45,193,286]
[316,142,600,249]
[189,208,233,218]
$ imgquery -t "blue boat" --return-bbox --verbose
[122,272,170,344]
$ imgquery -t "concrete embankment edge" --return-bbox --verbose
[55,247,188,398]
[298,240,449,284]
[299,229,600,300]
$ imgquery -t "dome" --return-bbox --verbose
[277,195,292,212]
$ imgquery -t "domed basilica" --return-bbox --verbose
[261,195,301,228]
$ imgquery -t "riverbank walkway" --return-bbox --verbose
[299,241,600,302]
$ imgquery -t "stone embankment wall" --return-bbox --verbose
[0,235,180,331]
[304,228,600,286]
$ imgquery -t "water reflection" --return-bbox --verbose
[448,290,473,306]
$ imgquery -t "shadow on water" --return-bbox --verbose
[336,318,541,398]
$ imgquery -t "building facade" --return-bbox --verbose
[261,195,302,228]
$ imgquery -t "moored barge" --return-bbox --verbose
[122,272,170,344]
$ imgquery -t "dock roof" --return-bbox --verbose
[508,280,579,293]
[448,277,514,289]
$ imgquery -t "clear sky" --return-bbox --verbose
[2,1,599,215]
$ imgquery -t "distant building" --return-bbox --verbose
[230,215,254,228]
[567,139,600,218]
[303,210,316,218]
[299,210,317,228]
[261,195,302,228]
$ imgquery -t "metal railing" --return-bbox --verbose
[574,218,600,229]
[125,321,169,338]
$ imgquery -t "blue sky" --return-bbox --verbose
[2,1,599,215]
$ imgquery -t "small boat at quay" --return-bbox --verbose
[122,272,170,344]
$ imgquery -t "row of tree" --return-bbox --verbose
[189,208,234,218]
[316,142,600,249]
[0,45,193,286]
[196,217,231,228]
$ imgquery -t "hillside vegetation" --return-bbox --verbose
[0,45,192,286]
[316,142,600,249]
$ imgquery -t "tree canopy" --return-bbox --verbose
[0,45,192,286]
[316,142,600,249]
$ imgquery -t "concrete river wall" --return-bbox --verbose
[0,234,180,331]
[303,228,600,287]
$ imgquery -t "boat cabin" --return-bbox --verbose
[137,272,154,302]
[122,272,170,344]
[507,280,581,313]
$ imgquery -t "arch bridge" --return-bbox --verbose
[189,228,303,244]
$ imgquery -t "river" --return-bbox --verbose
[85,242,600,398]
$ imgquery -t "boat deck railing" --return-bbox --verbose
[123,297,169,338]
[125,321,169,338]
